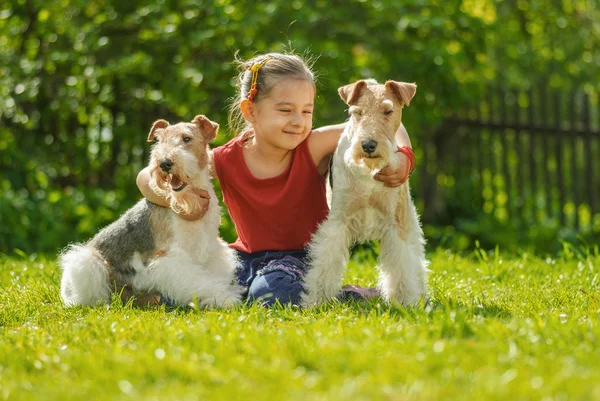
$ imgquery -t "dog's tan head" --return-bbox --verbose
[147,114,218,216]
[339,79,416,172]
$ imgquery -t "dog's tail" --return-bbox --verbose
[58,244,111,306]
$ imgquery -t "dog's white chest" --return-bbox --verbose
[168,208,219,260]
[331,163,400,242]
[348,204,394,242]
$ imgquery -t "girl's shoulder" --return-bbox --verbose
[212,136,245,182]
[213,135,243,158]
[307,123,346,169]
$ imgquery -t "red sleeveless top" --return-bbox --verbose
[213,134,329,253]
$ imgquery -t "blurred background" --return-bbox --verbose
[1,0,599,256]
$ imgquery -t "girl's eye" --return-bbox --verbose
[183,136,191,143]
[384,110,393,115]
[303,110,313,114]
[280,109,291,113]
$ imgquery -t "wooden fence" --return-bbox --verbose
[420,87,600,232]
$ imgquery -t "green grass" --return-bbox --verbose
[1,246,600,401]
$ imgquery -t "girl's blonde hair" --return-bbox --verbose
[228,52,316,139]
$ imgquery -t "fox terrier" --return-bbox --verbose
[302,79,429,307]
[59,115,243,308]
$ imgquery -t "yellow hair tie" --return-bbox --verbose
[247,57,272,102]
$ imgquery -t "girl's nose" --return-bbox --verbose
[291,112,303,126]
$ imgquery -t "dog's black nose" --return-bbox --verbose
[160,159,173,172]
[361,139,378,154]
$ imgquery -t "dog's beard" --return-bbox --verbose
[149,164,205,217]
[345,143,390,175]
[168,191,205,217]
[148,165,173,198]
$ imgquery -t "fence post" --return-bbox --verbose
[568,90,580,228]
[539,85,554,219]
[554,91,566,226]
[498,88,511,219]
[527,88,537,224]
[582,92,596,219]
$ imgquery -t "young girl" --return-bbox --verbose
[137,52,413,306]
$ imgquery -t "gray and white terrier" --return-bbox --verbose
[59,115,243,308]
[302,79,429,307]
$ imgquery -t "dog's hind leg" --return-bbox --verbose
[302,219,352,307]
[143,253,242,308]
[200,244,245,308]
[377,229,427,306]
[59,245,111,306]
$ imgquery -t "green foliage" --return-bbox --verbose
[424,214,600,255]
[1,1,599,253]
[2,248,600,400]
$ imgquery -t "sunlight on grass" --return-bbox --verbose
[1,247,599,400]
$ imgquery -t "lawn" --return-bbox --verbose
[1,246,599,401]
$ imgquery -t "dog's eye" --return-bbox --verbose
[348,107,362,116]
[383,110,393,115]
[183,136,191,143]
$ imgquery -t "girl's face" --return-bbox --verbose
[249,79,315,152]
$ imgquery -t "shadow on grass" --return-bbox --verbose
[299,293,511,317]
[73,287,513,332]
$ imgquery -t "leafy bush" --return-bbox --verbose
[1,1,598,254]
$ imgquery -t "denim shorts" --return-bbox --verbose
[235,249,308,307]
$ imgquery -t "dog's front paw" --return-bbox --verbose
[302,273,344,308]
[300,290,333,308]
[210,284,245,309]
[198,295,239,309]
[218,297,241,309]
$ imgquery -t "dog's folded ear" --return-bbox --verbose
[148,120,169,142]
[338,80,368,106]
[385,81,417,107]
[192,115,219,142]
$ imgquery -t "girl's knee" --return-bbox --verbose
[247,267,304,306]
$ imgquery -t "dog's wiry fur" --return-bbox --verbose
[302,79,429,307]
[59,115,243,308]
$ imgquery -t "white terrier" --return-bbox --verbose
[59,115,243,308]
[302,79,429,306]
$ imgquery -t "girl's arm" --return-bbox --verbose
[308,123,346,175]
[309,122,411,187]
[374,123,412,187]
[394,122,412,148]
[136,167,210,220]
[136,167,169,207]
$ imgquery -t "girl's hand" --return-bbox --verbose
[374,152,410,187]
[177,189,211,220]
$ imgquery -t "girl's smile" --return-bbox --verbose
[249,79,315,153]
